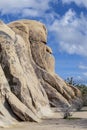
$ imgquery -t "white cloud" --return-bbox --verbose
[83,72,87,77]
[62,0,87,8]
[49,9,87,56]
[79,64,87,70]
[22,9,40,17]
[0,0,55,16]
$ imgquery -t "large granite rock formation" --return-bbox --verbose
[0,20,82,127]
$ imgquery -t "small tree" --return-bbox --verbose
[76,84,87,106]
[64,77,83,119]
[62,98,83,119]
[65,77,76,86]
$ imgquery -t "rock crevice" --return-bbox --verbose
[0,20,82,127]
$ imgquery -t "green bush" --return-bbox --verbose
[65,77,87,106]
[76,84,87,106]
[76,84,87,96]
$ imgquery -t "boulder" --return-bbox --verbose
[0,20,82,127]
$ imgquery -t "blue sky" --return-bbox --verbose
[0,0,87,84]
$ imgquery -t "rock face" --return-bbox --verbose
[0,20,82,127]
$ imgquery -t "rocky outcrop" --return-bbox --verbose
[0,20,82,127]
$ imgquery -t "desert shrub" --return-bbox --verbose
[65,77,76,86]
[76,84,87,106]
[62,97,83,119]
[63,77,84,119]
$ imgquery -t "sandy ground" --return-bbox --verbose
[1,107,87,130]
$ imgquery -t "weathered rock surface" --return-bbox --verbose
[0,20,82,127]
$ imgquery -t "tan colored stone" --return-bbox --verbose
[0,20,82,127]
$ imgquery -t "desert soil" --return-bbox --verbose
[1,107,87,130]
